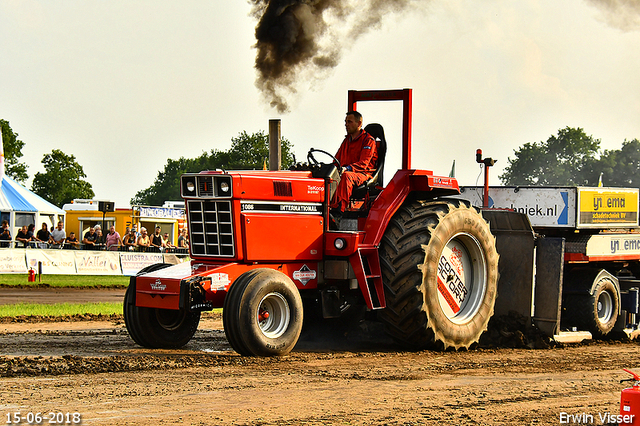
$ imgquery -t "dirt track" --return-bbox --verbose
[0,288,639,425]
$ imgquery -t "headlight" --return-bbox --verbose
[334,238,346,250]
[216,176,232,197]
[181,176,197,197]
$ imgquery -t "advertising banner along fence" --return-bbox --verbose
[0,248,188,276]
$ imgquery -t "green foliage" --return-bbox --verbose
[499,127,601,186]
[131,130,296,206]
[597,139,640,188]
[31,149,95,207]
[500,127,640,188]
[1,119,29,183]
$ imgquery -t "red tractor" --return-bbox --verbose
[124,89,500,356]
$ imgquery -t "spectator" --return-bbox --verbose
[35,223,51,245]
[177,228,188,248]
[123,229,138,250]
[16,225,31,248]
[0,220,11,248]
[50,222,66,246]
[83,227,98,249]
[26,224,36,244]
[150,226,165,251]
[105,225,122,251]
[162,232,174,250]
[65,232,80,249]
[136,227,150,251]
[95,229,105,250]
[94,224,102,235]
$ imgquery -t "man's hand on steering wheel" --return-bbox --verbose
[307,148,341,170]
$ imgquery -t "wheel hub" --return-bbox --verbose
[155,309,187,331]
[257,292,290,339]
[597,290,614,324]
[436,233,487,324]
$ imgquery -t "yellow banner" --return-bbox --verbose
[578,187,639,227]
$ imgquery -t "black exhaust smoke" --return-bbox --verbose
[249,0,415,113]
[585,0,640,30]
[249,0,639,113]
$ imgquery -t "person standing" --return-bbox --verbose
[50,222,66,247]
[95,229,105,249]
[35,223,51,247]
[82,227,98,249]
[136,227,150,251]
[162,232,173,249]
[16,226,30,248]
[0,220,11,248]
[65,232,80,249]
[26,224,36,246]
[105,225,122,251]
[177,228,188,248]
[150,226,165,251]
[123,229,138,250]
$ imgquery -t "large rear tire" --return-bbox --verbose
[379,200,499,350]
[124,264,200,349]
[223,268,303,356]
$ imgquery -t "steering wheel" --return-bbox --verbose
[307,148,342,170]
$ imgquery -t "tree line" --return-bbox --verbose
[1,119,94,207]
[130,131,296,206]
[500,126,640,187]
[3,118,640,208]
[1,120,295,207]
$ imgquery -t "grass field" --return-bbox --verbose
[0,274,129,288]
[0,275,127,317]
[0,302,121,317]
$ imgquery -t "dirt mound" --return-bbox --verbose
[480,311,557,349]
[0,313,124,324]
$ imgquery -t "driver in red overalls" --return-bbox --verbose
[330,111,378,214]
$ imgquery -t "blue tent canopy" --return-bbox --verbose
[1,176,37,212]
[0,175,65,233]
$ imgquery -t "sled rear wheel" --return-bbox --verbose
[124,263,200,349]
[563,270,619,339]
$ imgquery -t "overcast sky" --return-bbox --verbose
[1,0,639,207]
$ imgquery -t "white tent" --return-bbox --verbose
[0,174,66,237]
[0,143,65,238]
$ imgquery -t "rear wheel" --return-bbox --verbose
[563,272,619,338]
[379,200,499,350]
[223,269,303,356]
[124,264,200,349]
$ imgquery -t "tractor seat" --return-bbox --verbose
[350,123,387,200]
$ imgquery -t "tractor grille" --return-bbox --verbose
[187,200,235,257]
[198,176,214,197]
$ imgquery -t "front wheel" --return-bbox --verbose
[223,269,303,356]
[379,200,499,350]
